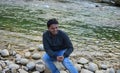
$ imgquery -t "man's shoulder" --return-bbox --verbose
[58,30,68,36]
[43,30,49,36]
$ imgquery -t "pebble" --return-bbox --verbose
[0,49,9,57]
[18,69,28,73]
[78,57,89,64]
[38,44,44,51]
[24,52,31,58]
[35,64,45,72]
[26,62,35,70]
[20,58,29,65]
[8,63,19,69]
[81,69,93,73]
[88,62,98,72]
[32,53,41,60]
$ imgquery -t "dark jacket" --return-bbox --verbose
[43,30,73,59]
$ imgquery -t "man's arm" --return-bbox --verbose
[43,34,57,59]
[62,32,73,58]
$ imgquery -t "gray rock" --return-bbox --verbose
[54,62,65,70]
[8,64,20,69]
[81,69,93,73]
[26,62,35,70]
[0,65,2,71]
[109,68,115,73]
[18,69,28,73]
[29,47,35,52]
[0,61,6,68]
[5,60,14,66]
[100,64,107,70]
[88,62,98,72]
[35,64,45,72]
[0,49,9,57]
[20,58,29,65]
[32,53,41,60]
[24,52,31,58]
[38,44,44,51]
[78,57,89,64]
[95,70,104,73]
[11,68,17,73]
[116,70,120,73]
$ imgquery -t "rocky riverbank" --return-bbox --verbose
[0,30,120,73]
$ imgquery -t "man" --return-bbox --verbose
[42,18,78,73]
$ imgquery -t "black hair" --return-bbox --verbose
[47,18,59,28]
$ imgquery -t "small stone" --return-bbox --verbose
[60,70,67,73]
[8,64,19,69]
[5,60,14,66]
[29,47,35,52]
[20,58,29,65]
[100,64,107,70]
[11,68,17,73]
[18,69,28,73]
[32,53,41,60]
[0,61,6,68]
[0,49,9,57]
[95,70,104,73]
[54,62,65,70]
[88,62,98,72]
[26,62,35,70]
[116,70,120,73]
[24,52,31,58]
[109,68,115,73]
[81,69,93,73]
[74,64,82,71]
[0,65,2,71]
[38,44,44,51]
[35,64,45,72]
[77,57,89,64]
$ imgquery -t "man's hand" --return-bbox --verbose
[57,56,64,62]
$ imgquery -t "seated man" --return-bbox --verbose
[42,18,78,73]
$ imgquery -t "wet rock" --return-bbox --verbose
[35,64,45,72]
[32,53,41,60]
[18,69,28,73]
[20,58,29,65]
[0,49,9,57]
[26,62,35,70]
[38,44,44,51]
[78,57,89,64]
[24,52,31,58]
[88,62,98,72]
[81,69,93,73]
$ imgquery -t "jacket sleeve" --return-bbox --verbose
[43,34,57,59]
[62,32,73,58]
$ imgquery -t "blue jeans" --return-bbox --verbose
[42,50,78,73]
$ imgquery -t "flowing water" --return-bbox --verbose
[0,0,120,47]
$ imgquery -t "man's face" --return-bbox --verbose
[48,24,58,35]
